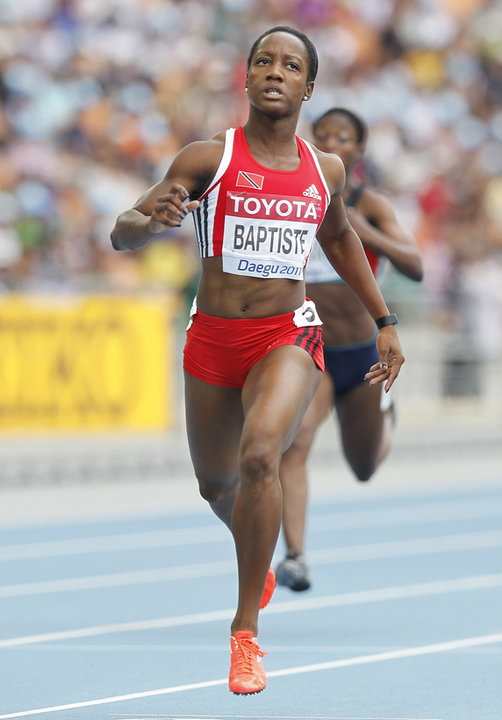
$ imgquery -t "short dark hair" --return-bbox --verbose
[247,26,318,83]
[312,107,368,145]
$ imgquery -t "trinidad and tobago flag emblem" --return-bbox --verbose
[236,170,264,190]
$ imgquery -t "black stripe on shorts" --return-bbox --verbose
[295,325,322,357]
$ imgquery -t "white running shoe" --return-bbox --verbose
[275,553,311,591]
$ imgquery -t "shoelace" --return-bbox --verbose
[232,636,267,674]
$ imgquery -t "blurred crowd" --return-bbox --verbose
[1,0,501,373]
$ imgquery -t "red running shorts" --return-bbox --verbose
[183,299,324,389]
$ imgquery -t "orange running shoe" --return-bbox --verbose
[229,630,267,695]
[260,566,276,609]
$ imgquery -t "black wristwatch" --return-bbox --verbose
[375,313,399,329]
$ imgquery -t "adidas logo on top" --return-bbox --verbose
[303,184,321,200]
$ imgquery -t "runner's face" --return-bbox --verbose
[313,114,362,170]
[246,32,313,115]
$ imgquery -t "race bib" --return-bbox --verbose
[293,299,322,328]
[222,191,322,280]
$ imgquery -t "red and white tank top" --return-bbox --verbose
[192,126,330,280]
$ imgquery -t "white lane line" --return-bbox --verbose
[114,716,443,720]
[2,529,502,598]
[1,572,501,648]
[307,529,502,566]
[0,632,499,718]
[2,497,502,561]
[113,716,443,720]
[313,498,502,533]
[5,643,402,653]
[0,526,226,561]
[0,559,235,598]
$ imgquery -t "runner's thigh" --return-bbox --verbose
[242,345,322,456]
[184,372,244,481]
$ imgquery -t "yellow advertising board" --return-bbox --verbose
[0,295,175,431]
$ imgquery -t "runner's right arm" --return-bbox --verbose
[110,140,222,251]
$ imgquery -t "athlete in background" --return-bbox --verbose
[277,108,422,591]
[111,33,404,695]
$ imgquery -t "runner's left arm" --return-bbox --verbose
[316,155,404,389]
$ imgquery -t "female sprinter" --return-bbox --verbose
[277,107,422,592]
[111,30,404,695]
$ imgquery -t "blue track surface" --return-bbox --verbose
[0,480,501,720]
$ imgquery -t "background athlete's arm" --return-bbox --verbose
[316,156,389,319]
[346,190,423,281]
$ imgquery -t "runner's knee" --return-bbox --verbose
[346,415,394,481]
[239,440,278,489]
[196,473,238,503]
[353,464,376,482]
[346,452,380,482]
[287,428,315,460]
